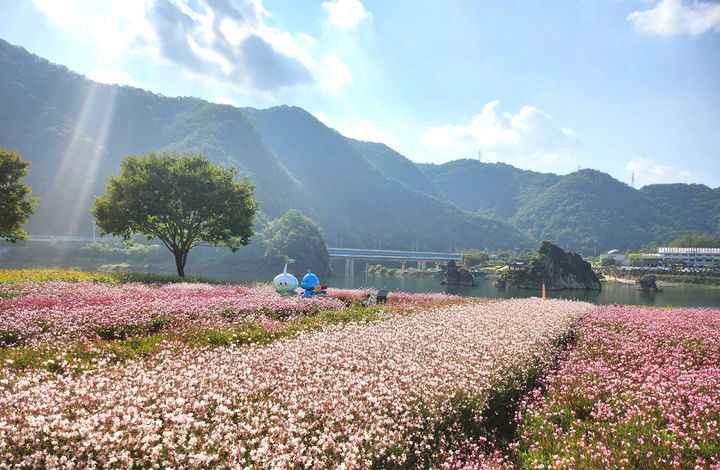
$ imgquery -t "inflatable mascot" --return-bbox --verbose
[272,264,299,294]
[300,269,327,298]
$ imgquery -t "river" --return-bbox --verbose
[324,273,720,308]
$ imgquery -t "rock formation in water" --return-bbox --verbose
[441,260,476,286]
[496,241,602,291]
[637,274,661,292]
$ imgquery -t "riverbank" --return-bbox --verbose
[334,272,720,308]
[600,275,638,285]
[601,273,720,288]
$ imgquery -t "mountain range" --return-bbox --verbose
[1,38,718,254]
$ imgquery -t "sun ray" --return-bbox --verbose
[42,81,118,239]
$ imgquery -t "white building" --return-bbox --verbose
[600,249,630,266]
[657,247,720,267]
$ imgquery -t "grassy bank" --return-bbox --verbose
[0,267,219,284]
[654,273,720,286]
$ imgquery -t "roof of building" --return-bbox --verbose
[608,249,622,255]
[658,247,720,255]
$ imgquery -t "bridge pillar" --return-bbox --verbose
[344,258,354,278]
[401,261,406,270]
[435,262,440,270]
[417,260,422,270]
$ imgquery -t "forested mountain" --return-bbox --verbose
[0,39,526,251]
[1,39,717,253]
[349,140,442,198]
[0,39,301,234]
[419,160,560,219]
[417,161,720,251]
[509,170,673,252]
[640,184,720,238]
[244,106,524,250]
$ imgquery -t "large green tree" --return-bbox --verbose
[0,148,37,242]
[93,152,257,277]
[263,209,330,277]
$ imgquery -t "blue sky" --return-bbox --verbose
[1,0,719,187]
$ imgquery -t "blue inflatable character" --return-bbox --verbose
[300,269,326,298]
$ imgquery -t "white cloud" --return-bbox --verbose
[30,0,354,94]
[145,0,316,92]
[322,0,372,30]
[312,111,388,144]
[212,96,240,106]
[337,120,388,143]
[31,0,155,57]
[628,0,720,36]
[88,69,142,87]
[311,111,331,125]
[318,53,353,91]
[421,100,579,171]
[626,156,693,186]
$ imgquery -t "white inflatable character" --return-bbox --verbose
[272,263,299,294]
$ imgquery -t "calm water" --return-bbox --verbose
[326,274,720,308]
[199,271,720,308]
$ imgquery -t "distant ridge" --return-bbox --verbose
[0,38,526,251]
[1,38,717,252]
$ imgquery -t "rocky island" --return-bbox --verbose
[496,241,602,291]
[637,274,662,292]
[441,260,476,286]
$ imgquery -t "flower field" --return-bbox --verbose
[0,282,344,346]
[1,269,718,468]
[0,297,592,468]
[516,306,720,469]
[0,281,463,347]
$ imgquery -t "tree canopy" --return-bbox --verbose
[0,148,36,242]
[461,251,489,266]
[263,209,330,277]
[93,152,257,277]
[667,233,720,248]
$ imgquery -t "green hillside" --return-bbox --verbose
[245,106,527,250]
[1,38,716,254]
[509,169,671,252]
[0,39,527,251]
[350,140,441,198]
[411,161,719,251]
[640,184,720,237]
[419,160,559,218]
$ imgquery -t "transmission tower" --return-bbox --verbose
[631,171,635,188]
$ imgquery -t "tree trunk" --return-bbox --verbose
[173,249,188,277]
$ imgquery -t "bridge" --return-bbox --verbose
[20,237,463,276]
[327,248,462,276]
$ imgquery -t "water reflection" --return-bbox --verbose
[197,271,720,308]
[328,275,720,308]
